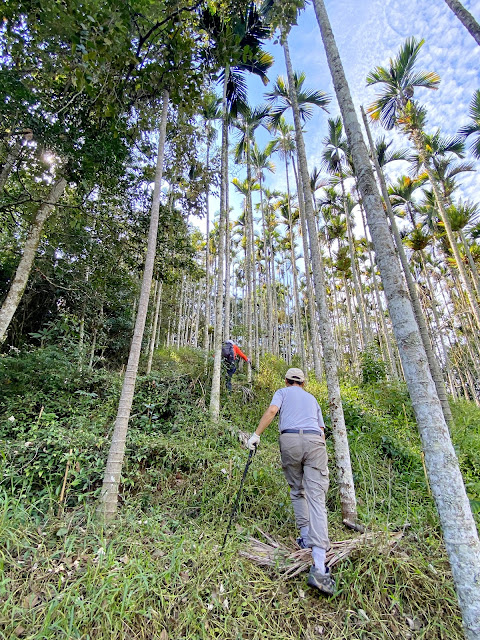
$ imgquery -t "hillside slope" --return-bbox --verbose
[1,346,479,639]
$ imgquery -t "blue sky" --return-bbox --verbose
[195,0,480,234]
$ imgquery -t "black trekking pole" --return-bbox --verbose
[220,446,257,555]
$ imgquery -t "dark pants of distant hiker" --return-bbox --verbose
[224,361,236,391]
[279,432,330,550]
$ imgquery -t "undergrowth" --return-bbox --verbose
[1,345,478,639]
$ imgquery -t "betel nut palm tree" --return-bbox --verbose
[310,1,480,636]
[98,89,170,519]
[251,140,277,353]
[200,92,222,357]
[266,27,360,526]
[267,83,332,376]
[201,2,273,419]
[233,104,271,374]
[366,37,480,331]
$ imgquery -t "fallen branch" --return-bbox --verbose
[240,529,403,578]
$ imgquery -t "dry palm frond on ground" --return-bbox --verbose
[240,528,404,578]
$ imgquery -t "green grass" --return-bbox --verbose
[1,346,477,639]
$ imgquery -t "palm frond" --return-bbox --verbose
[225,70,248,117]
[395,37,425,84]
[297,87,330,115]
[408,70,440,90]
[268,105,288,129]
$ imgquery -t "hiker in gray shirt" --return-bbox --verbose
[247,367,335,596]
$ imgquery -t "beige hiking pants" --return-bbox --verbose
[279,431,330,550]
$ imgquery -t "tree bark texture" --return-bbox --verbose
[98,89,169,519]
[283,36,358,524]
[444,0,480,46]
[0,177,67,344]
[312,3,480,635]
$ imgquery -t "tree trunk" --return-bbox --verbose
[209,68,229,419]
[98,89,169,519]
[224,191,231,339]
[444,0,480,46]
[246,144,256,377]
[361,106,452,425]
[177,277,185,347]
[420,255,455,395]
[283,36,358,524]
[146,279,158,357]
[293,159,323,380]
[147,280,162,374]
[359,204,398,378]
[285,156,306,371]
[0,176,67,344]
[340,178,369,348]
[313,4,480,634]
[204,140,211,356]
[458,227,480,300]
[259,175,273,353]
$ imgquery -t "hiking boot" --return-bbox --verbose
[296,537,310,549]
[307,566,335,596]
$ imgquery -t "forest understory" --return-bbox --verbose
[1,346,479,640]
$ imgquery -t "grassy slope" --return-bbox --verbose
[1,346,479,639]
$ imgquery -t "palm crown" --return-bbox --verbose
[265,72,330,129]
[366,37,440,130]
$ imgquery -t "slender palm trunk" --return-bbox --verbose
[313,4,480,634]
[0,177,67,344]
[361,106,452,424]
[177,277,185,347]
[285,157,306,370]
[98,89,169,519]
[147,281,162,374]
[458,228,480,299]
[224,187,231,338]
[340,178,369,346]
[259,175,273,352]
[204,140,211,356]
[155,286,163,350]
[146,280,158,356]
[359,205,398,378]
[246,143,257,375]
[420,255,455,393]
[293,160,323,379]
[443,0,480,46]
[343,274,358,371]
[209,69,229,419]
[283,35,357,524]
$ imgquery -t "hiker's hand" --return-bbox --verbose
[247,433,260,450]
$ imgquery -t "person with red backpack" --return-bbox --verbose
[221,340,251,391]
